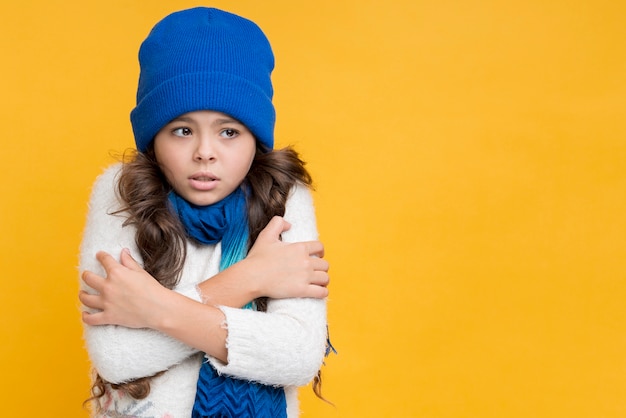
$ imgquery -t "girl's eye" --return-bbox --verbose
[220,128,239,139]
[172,127,192,137]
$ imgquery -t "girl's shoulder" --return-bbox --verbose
[87,163,123,210]
[282,183,318,242]
[91,162,123,191]
[285,182,314,210]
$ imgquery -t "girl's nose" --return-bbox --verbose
[193,137,216,162]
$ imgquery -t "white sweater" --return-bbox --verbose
[80,164,327,418]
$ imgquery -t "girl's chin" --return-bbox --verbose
[180,190,225,207]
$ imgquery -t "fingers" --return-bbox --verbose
[120,248,142,271]
[312,269,330,287]
[307,284,329,299]
[83,250,132,290]
[257,216,292,243]
[95,251,121,272]
[311,257,329,274]
[81,269,104,291]
[82,310,106,326]
[308,272,330,288]
[304,240,325,258]
[79,290,103,310]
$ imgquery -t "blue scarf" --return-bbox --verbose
[168,188,287,418]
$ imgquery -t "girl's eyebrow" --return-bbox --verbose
[167,116,243,126]
[169,116,194,124]
[213,117,243,126]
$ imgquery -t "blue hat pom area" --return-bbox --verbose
[130,7,276,152]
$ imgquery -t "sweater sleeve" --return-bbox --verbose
[79,164,201,384]
[206,184,328,386]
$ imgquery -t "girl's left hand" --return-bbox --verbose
[80,249,167,329]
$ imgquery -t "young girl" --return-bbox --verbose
[79,7,330,418]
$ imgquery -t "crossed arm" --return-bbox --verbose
[79,166,329,386]
[80,216,329,363]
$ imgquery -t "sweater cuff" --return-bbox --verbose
[205,299,327,386]
[206,306,262,376]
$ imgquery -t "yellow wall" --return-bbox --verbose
[1,1,625,416]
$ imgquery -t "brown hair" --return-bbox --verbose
[88,144,328,407]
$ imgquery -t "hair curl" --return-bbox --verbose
[88,144,328,409]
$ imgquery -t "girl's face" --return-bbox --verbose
[154,110,256,206]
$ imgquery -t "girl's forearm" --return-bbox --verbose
[196,260,259,308]
[152,290,229,362]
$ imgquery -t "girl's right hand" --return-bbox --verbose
[80,249,172,329]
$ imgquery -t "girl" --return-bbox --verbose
[79,7,330,418]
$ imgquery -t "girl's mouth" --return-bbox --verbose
[189,173,219,190]
[190,172,218,182]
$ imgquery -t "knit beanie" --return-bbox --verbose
[130,7,275,152]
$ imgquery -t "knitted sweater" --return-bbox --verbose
[79,164,328,418]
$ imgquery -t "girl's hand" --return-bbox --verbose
[242,216,330,300]
[196,216,330,307]
[80,249,168,328]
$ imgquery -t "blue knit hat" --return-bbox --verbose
[130,7,275,152]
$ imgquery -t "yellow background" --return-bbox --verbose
[1,0,625,416]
